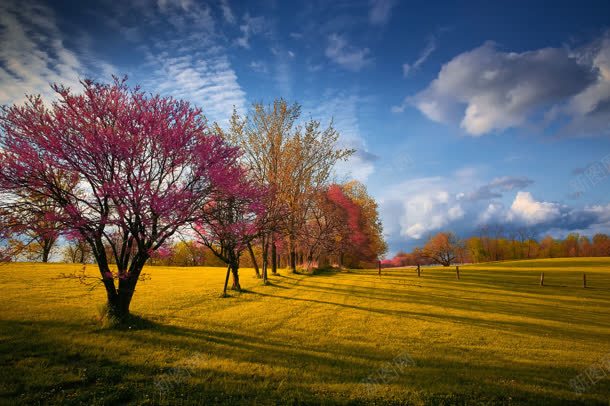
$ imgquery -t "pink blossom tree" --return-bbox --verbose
[0,77,245,319]
[192,172,265,295]
[2,190,68,262]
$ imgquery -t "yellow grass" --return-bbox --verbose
[1,258,609,404]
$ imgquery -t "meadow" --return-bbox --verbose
[1,258,609,405]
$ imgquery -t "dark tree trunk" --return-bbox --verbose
[41,248,50,263]
[271,241,277,275]
[262,240,269,284]
[230,263,241,291]
[41,238,54,263]
[93,244,147,321]
[247,242,260,278]
[222,264,231,296]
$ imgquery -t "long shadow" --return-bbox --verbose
[269,276,610,333]
[1,318,608,405]
[0,319,371,404]
[245,290,610,342]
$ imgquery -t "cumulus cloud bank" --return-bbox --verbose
[381,177,466,239]
[508,191,561,224]
[382,172,610,250]
[397,36,610,136]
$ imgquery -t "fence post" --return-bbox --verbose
[456,265,460,280]
[540,272,544,287]
[583,273,587,288]
[417,264,420,277]
[378,260,381,277]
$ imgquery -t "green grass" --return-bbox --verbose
[1,258,610,405]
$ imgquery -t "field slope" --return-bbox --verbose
[1,258,609,404]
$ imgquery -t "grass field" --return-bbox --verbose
[1,258,610,405]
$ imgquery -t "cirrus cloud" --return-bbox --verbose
[325,34,372,72]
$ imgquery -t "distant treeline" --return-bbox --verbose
[383,230,610,267]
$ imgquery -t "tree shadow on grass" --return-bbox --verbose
[245,289,610,343]
[259,277,610,335]
[1,318,608,405]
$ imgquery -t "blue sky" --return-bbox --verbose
[1,0,610,255]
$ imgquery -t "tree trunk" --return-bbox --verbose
[222,264,231,296]
[106,276,136,321]
[271,241,277,275]
[97,251,147,321]
[262,240,268,276]
[230,263,241,291]
[262,241,268,284]
[247,242,260,278]
[41,238,53,263]
[289,239,297,273]
[41,248,50,263]
[306,251,314,272]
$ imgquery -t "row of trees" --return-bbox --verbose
[383,229,610,267]
[0,77,386,319]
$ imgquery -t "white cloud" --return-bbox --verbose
[157,0,193,12]
[478,202,505,224]
[0,1,85,105]
[402,35,437,77]
[562,36,610,136]
[156,0,215,32]
[382,173,610,251]
[219,0,235,24]
[369,0,395,25]
[306,92,376,183]
[403,40,606,136]
[249,60,268,73]
[325,34,372,72]
[381,176,467,239]
[111,0,248,127]
[235,13,266,49]
[145,51,246,126]
[467,176,534,200]
[508,191,561,225]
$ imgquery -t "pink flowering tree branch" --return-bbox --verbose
[0,77,244,319]
[192,169,266,294]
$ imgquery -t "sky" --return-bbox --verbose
[1,0,610,255]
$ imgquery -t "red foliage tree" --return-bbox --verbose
[0,77,245,319]
[421,232,463,266]
[326,184,371,265]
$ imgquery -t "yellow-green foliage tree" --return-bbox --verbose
[220,99,353,274]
